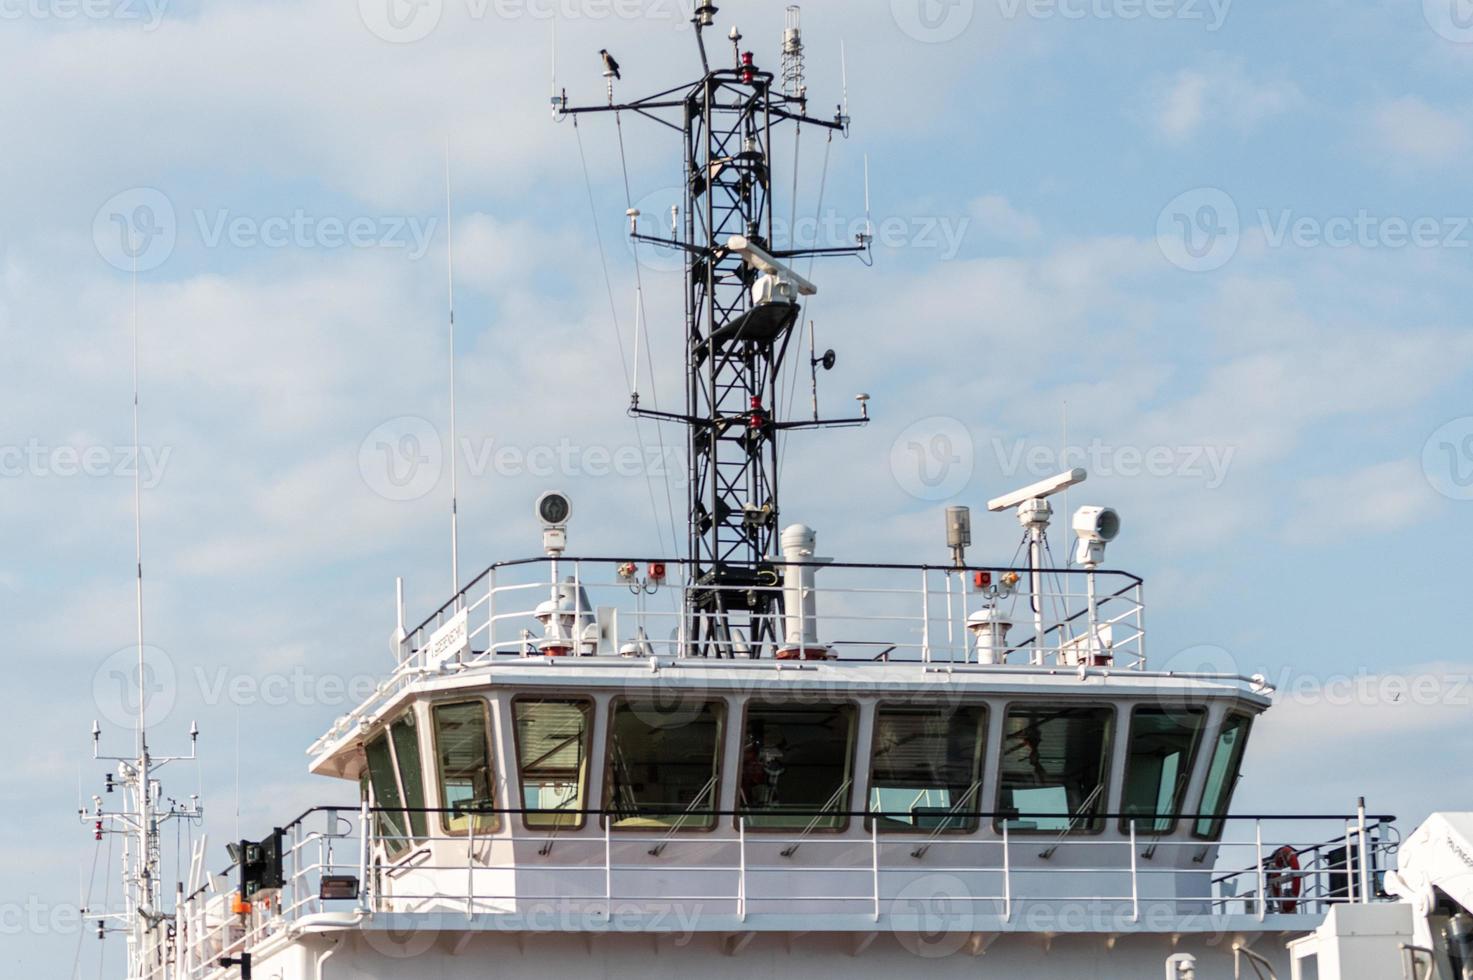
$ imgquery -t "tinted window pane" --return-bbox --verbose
[365,733,408,857]
[390,715,428,842]
[514,699,592,830]
[1122,707,1206,834]
[869,704,986,832]
[433,701,497,835]
[1195,715,1252,839]
[740,702,857,831]
[998,706,1113,834]
[605,700,723,830]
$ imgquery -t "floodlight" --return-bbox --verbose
[1072,506,1120,568]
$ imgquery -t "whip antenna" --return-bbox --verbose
[445,139,461,597]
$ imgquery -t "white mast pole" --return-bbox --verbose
[129,252,155,964]
[446,140,461,600]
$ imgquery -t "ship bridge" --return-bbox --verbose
[170,554,1397,980]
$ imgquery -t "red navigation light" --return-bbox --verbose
[648,562,667,582]
[741,51,755,83]
[94,821,103,841]
[974,571,992,589]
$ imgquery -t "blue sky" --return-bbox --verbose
[4,0,1473,973]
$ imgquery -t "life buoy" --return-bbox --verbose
[1265,845,1302,914]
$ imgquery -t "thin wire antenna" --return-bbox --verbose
[1061,401,1071,570]
[841,39,850,121]
[863,153,874,244]
[445,139,461,598]
[130,254,146,763]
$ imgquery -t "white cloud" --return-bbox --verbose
[1149,62,1302,144]
[969,194,1042,243]
[1365,96,1473,170]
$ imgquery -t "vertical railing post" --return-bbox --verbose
[467,817,476,919]
[920,569,931,663]
[604,817,612,912]
[871,819,881,922]
[1256,820,1267,921]
[1357,798,1372,905]
[487,567,497,656]
[738,817,748,923]
[1129,823,1140,923]
[358,800,372,914]
[1002,822,1013,922]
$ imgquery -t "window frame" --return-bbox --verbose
[735,698,860,835]
[602,695,727,833]
[510,694,595,833]
[993,700,1116,837]
[865,701,989,835]
[430,698,500,837]
[1117,704,1208,836]
[363,709,425,860]
[1192,711,1255,841]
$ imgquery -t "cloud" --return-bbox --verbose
[1365,96,1473,170]
[969,195,1042,243]
[1149,62,1302,144]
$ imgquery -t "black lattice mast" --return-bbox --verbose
[557,2,869,656]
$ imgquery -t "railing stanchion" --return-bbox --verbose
[920,569,931,663]
[1129,823,1140,923]
[1255,819,1266,922]
[1357,797,1371,905]
[487,567,497,656]
[604,816,612,912]
[1003,822,1013,923]
[358,800,372,915]
[738,817,748,923]
[467,817,475,920]
[871,818,880,922]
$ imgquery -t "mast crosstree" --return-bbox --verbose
[557,3,870,657]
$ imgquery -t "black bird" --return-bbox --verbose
[600,49,621,81]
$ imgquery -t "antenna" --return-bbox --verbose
[445,139,461,598]
[85,252,202,975]
[559,9,871,658]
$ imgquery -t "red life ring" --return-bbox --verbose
[1266,845,1302,914]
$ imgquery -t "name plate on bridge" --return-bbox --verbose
[424,609,469,670]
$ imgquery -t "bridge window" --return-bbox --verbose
[868,704,987,833]
[739,702,857,831]
[433,701,497,835]
[364,711,428,859]
[997,705,1113,834]
[1194,713,1253,840]
[1121,706,1207,834]
[513,698,593,830]
[605,698,724,830]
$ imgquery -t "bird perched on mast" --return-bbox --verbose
[600,49,622,81]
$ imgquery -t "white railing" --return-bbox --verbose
[167,808,1397,980]
[312,557,1154,757]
